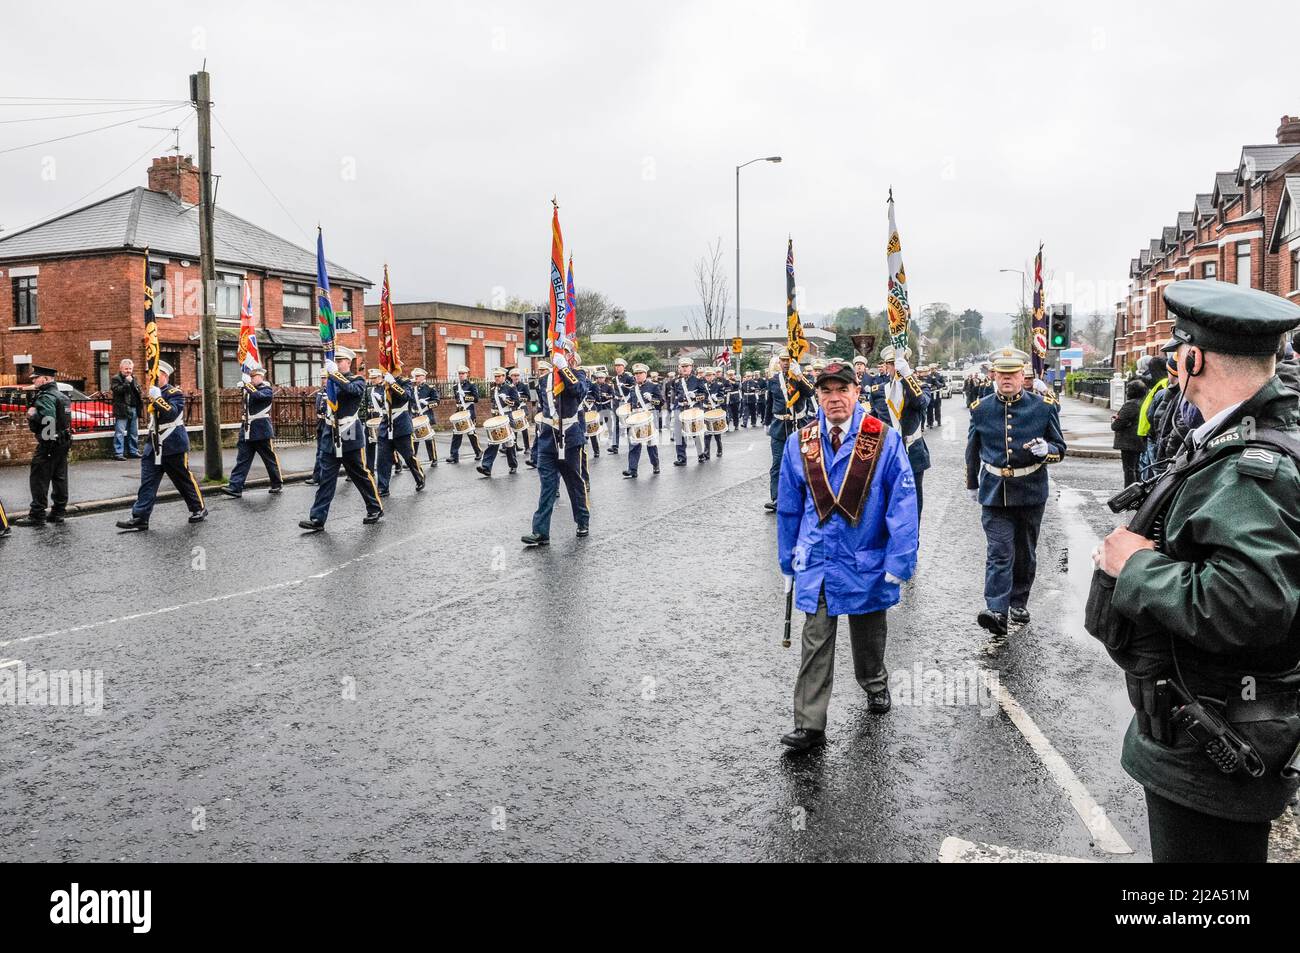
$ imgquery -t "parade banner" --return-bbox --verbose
[548,200,568,355]
[237,279,261,372]
[885,191,912,356]
[1031,242,1047,377]
[377,264,401,374]
[565,253,577,351]
[316,228,338,415]
[786,238,809,363]
[142,249,160,396]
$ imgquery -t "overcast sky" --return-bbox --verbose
[2,0,1297,326]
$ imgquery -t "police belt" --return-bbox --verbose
[1129,673,1299,742]
[983,461,1042,479]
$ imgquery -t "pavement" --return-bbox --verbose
[0,399,1294,862]
[1056,395,1121,459]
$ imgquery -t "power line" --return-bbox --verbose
[212,110,311,242]
[0,96,186,105]
[0,103,181,125]
[0,104,188,156]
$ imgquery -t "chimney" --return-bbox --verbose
[147,154,201,205]
[1277,115,1300,146]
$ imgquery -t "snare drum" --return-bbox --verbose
[615,403,632,421]
[626,410,654,445]
[411,414,433,441]
[582,410,605,439]
[509,408,528,433]
[483,415,513,445]
[703,408,728,434]
[449,410,474,434]
[680,407,706,435]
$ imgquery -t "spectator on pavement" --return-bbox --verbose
[110,359,143,460]
[1110,378,1147,486]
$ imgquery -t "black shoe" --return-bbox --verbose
[764,501,776,512]
[673,460,687,467]
[448,458,459,464]
[868,689,892,714]
[780,728,826,752]
[717,450,723,457]
[220,486,242,498]
[416,479,427,491]
[116,516,148,531]
[593,451,600,458]
[623,471,635,478]
[299,518,325,532]
[304,478,320,486]
[476,465,491,477]
[113,455,126,461]
[509,468,517,474]
[47,512,66,524]
[521,533,549,546]
[698,455,706,463]
[977,609,1009,636]
[0,526,9,538]
[1009,606,1031,625]
[525,460,537,468]
[188,508,208,523]
[610,447,619,454]
[652,467,660,474]
[379,490,389,498]
[268,486,283,494]
[363,511,383,525]
[429,460,438,467]
[13,515,46,528]
[576,526,589,538]
[474,454,482,461]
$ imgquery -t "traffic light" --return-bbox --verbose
[1049,306,1071,350]
[523,311,545,356]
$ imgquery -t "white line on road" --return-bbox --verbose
[938,836,1096,863]
[982,670,1133,854]
[0,658,19,669]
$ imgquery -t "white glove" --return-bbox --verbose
[324,360,339,375]
[384,373,396,385]
[148,386,162,400]
[893,356,912,377]
[1028,437,1050,458]
[1032,378,1048,394]
[789,362,803,378]
[967,488,980,503]
[884,572,904,586]
[783,574,794,594]
[26,406,35,417]
[240,372,251,385]
[552,353,569,371]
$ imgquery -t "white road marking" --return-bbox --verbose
[982,670,1133,854]
[938,836,1095,864]
[0,658,20,669]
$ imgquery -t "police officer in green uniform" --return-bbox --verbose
[1092,280,1300,863]
[14,364,72,527]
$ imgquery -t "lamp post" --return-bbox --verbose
[736,156,782,364]
[1000,267,1027,350]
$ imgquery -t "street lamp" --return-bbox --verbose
[736,156,783,362]
[1000,268,1027,350]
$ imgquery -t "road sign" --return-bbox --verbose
[732,337,743,354]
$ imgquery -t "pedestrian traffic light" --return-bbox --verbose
[1049,307,1071,350]
[523,311,545,356]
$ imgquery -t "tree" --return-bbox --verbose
[688,237,730,366]
[1080,311,1113,356]
[474,293,544,313]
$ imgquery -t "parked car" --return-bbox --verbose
[0,383,115,433]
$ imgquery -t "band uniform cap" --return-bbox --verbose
[248,364,265,375]
[411,367,427,377]
[457,365,470,374]
[367,367,382,379]
[157,360,174,376]
[613,357,627,366]
[775,347,791,359]
[814,361,858,388]
[30,364,58,378]
[989,346,1029,372]
[1162,279,1300,356]
[493,367,507,377]
[632,363,649,373]
[536,360,553,371]
[878,345,911,362]
[334,346,356,361]
[678,356,694,366]
[852,355,869,367]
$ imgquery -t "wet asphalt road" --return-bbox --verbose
[1,404,1295,862]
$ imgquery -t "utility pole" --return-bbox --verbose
[191,69,222,479]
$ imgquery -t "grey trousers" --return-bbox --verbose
[794,587,888,731]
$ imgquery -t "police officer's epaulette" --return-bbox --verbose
[562,368,578,384]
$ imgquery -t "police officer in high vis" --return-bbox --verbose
[965,346,1065,635]
[1091,280,1300,863]
[299,346,384,531]
[622,362,661,478]
[116,360,207,531]
[14,363,72,527]
[221,363,283,499]
[522,354,590,545]
[880,345,931,518]
[764,348,814,511]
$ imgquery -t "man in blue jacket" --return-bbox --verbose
[776,361,920,751]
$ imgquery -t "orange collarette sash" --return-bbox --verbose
[799,413,885,526]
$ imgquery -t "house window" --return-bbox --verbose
[1292,249,1300,293]
[220,346,241,387]
[148,262,171,316]
[94,350,111,394]
[216,273,243,322]
[485,345,504,374]
[1203,261,1217,280]
[1236,243,1252,288]
[282,281,313,326]
[12,275,37,326]
[270,350,316,387]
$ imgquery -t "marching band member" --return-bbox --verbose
[509,367,531,455]
[653,371,666,431]
[299,346,383,531]
[669,356,708,466]
[448,365,483,463]
[880,344,931,521]
[522,353,590,545]
[622,362,661,478]
[587,368,612,458]
[723,368,742,431]
[305,368,330,486]
[609,357,634,455]
[777,361,919,751]
[376,370,426,496]
[364,366,386,474]
[115,360,207,531]
[764,348,814,511]
[411,367,440,466]
[742,371,761,428]
[478,367,519,477]
[221,363,283,499]
[703,366,724,459]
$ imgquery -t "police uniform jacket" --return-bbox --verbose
[776,402,919,616]
[240,380,275,442]
[964,388,1065,506]
[29,380,71,443]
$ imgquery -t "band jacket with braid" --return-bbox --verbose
[965,388,1066,507]
[240,380,275,442]
[1113,376,1300,822]
[890,372,931,472]
[146,385,189,456]
[328,372,368,452]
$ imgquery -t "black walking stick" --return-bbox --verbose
[782,587,793,649]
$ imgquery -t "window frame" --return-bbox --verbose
[1235,242,1253,288]
[12,275,37,327]
[281,280,314,327]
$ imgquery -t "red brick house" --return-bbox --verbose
[0,155,370,392]
[1113,116,1300,368]
[362,300,527,381]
